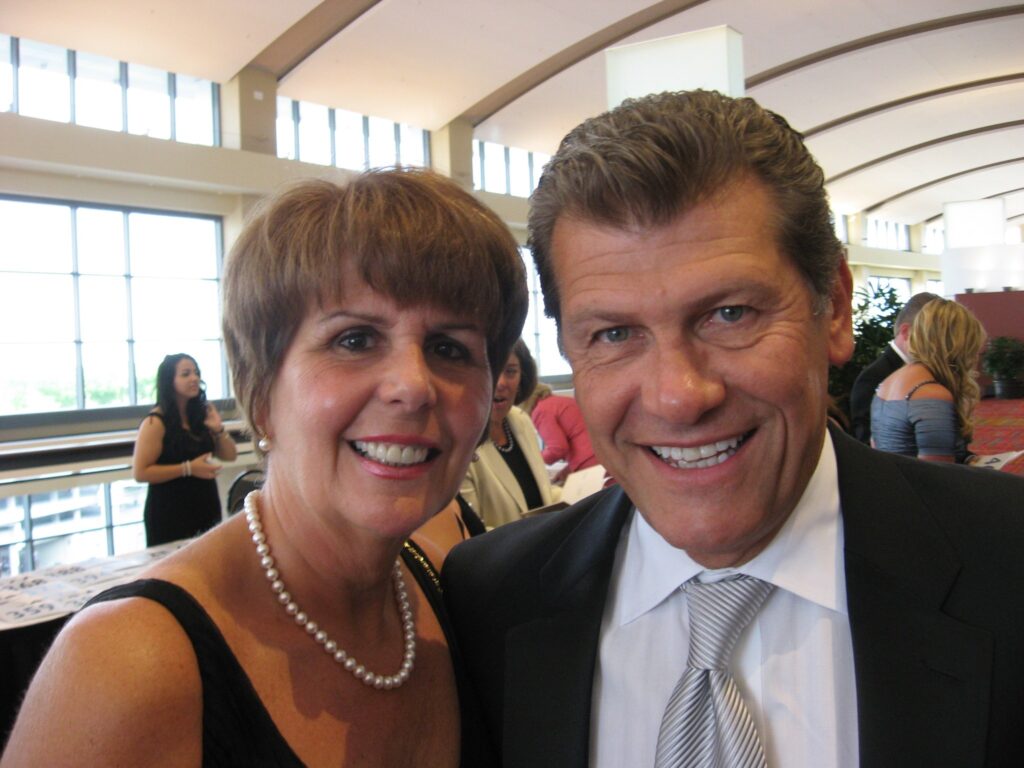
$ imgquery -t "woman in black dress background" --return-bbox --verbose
[132,353,238,545]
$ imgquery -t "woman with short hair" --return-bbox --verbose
[3,168,526,767]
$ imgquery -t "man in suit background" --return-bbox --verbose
[848,290,938,444]
[442,89,1024,767]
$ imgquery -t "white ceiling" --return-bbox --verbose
[3,0,1022,227]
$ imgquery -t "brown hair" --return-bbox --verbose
[908,298,986,439]
[223,168,528,433]
[511,338,538,405]
[894,291,940,330]
[528,89,844,324]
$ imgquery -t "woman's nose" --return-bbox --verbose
[379,345,437,410]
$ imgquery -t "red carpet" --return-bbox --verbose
[970,397,1024,476]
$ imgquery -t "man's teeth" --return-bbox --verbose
[353,441,429,466]
[651,436,741,469]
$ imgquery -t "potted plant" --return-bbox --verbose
[981,336,1024,399]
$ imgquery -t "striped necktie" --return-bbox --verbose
[654,575,775,768]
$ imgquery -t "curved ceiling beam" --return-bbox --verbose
[803,73,1024,138]
[458,0,713,127]
[924,186,1024,223]
[827,121,1024,184]
[863,157,1024,213]
[747,5,1024,89]
[249,0,382,80]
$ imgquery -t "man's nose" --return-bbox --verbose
[642,343,725,424]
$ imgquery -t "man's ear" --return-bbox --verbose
[894,322,912,346]
[827,260,855,366]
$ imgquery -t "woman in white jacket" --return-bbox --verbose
[461,340,557,528]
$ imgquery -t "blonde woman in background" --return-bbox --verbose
[871,298,986,463]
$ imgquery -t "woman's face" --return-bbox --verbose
[263,272,492,543]
[173,358,201,401]
[490,352,522,427]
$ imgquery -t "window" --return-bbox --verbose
[865,216,909,251]
[74,51,123,131]
[0,34,13,112]
[832,211,848,244]
[472,140,550,199]
[520,247,571,378]
[298,100,332,166]
[276,99,429,170]
[334,109,366,171]
[866,275,912,320]
[0,196,226,416]
[175,74,215,146]
[1,478,148,577]
[367,115,397,168]
[275,96,297,160]
[398,123,427,168]
[2,35,218,146]
[922,223,945,255]
[17,38,69,123]
[481,141,508,195]
[127,63,170,139]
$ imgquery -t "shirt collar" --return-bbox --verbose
[613,431,846,627]
[890,339,911,364]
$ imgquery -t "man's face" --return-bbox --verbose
[551,177,853,568]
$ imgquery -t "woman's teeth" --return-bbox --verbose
[353,441,429,466]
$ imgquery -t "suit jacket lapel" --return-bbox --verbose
[833,426,991,766]
[478,440,530,515]
[502,487,633,768]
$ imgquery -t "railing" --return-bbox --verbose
[0,422,256,577]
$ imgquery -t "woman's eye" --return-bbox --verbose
[596,327,630,343]
[336,330,375,351]
[714,306,746,323]
[433,339,469,361]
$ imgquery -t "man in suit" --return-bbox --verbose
[442,90,1024,767]
[848,291,938,444]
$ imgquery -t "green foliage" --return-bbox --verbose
[828,283,902,420]
[982,336,1024,381]
[85,383,131,406]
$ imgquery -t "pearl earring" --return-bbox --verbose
[257,435,271,453]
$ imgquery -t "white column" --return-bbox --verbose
[942,199,1024,293]
[605,25,744,109]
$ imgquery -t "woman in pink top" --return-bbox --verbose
[531,392,598,476]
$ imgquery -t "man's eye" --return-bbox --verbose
[597,327,630,343]
[715,306,746,323]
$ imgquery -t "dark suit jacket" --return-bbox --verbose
[850,345,904,444]
[443,426,1024,767]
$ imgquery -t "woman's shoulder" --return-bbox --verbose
[2,585,203,764]
[140,407,166,428]
[877,363,950,401]
[509,405,542,433]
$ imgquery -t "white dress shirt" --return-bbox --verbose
[590,433,859,767]
[890,339,910,364]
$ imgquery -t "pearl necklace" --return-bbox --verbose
[243,490,416,690]
[494,417,516,454]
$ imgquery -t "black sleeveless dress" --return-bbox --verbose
[83,541,496,767]
[142,411,222,546]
